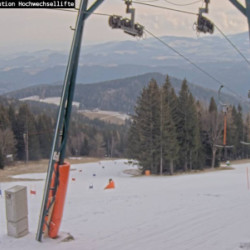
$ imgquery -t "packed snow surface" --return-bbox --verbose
[1,159,250,250]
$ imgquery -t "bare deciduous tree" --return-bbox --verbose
[201,101,224,168]
[0,128,16,168]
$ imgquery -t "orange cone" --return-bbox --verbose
[104,179,115,189]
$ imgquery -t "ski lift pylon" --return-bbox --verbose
[215,85,234,159]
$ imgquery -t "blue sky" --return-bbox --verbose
[0,0,248,54]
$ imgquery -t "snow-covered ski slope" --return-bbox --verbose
[1,159,250,250]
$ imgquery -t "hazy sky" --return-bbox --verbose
[0,0,248,54]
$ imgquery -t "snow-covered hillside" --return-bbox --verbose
[1,159,250,250]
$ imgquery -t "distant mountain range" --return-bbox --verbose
[5,73,250,114]
[0,32,250,97]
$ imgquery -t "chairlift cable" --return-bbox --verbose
[163,0,202,6]
[132,1,198,15]
[132,0,250,67]
[45,8,77,12]
[214,23,250,66]
[45,8,111,16]
[132,0,159,3]
[46,6,250,67]
[144,28,250,105]
[145,28,224,86]
[44,7,249,105]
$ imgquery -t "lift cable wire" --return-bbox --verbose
[163,0,202,7]
[46,8,111,16]
[132,1,198,15]
[214,23,250,66]
[144,28,249,104]
[133,0,201,5]
[45,8,249,104]
[49,5,250,66]
[50,8,76,12]
[144,28,223,86]
[131,1,250,100]
[131,0,159,3]
[131,1,250,66]
[88,11,111,16]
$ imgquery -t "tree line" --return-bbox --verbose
[1,76,249,172]
[0,102,128,169]
[127,76,250,175]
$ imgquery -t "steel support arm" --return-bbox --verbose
[36,0,105,242]
[228,0,247,16]
[229,0,250,39]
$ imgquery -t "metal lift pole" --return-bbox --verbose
[36,0,105,242]
[228,0,250,39]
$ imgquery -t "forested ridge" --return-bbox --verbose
[0,100,128,169]
[1,75,250,173]
[5,73,249,114]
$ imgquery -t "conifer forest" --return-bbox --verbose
[0,76,250,173]
[127,76,250,174]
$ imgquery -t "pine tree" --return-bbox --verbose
[15,104,41,161]
[80,137,90,156]
[127,119,140,159]
[195,101,206,169]
[230,105,244,159]
[175,79,202,171]
[209,97,217,113]
[161,76,179,175]
[0,104,10,129]
[162,76,179,128]
[127,79,161,174]
[187,94,202,170]
[176,79,190,171]
[8,105,16,129]
[36,114,54,158]
[243,114,250,158]
[0,105,16,168]
[236,105,244,157]
[0,128,16,167]
[0,150,4,169]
